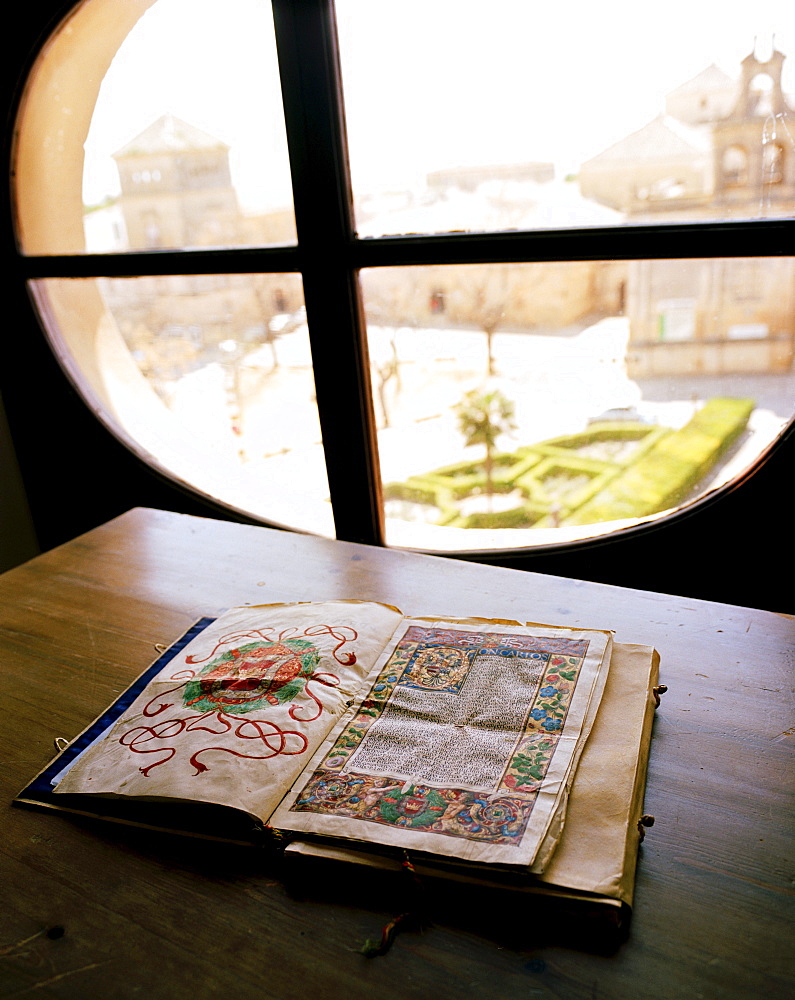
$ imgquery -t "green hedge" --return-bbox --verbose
[383,399,754,529]
[567,398,754,524]
[462,506,545,529]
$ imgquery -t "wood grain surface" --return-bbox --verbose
[1,508,792,1000]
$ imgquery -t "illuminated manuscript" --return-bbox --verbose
[33,602,616,875]
[19,600,661,909]
[272,617,612,869]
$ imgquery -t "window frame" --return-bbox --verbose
[8,0,795,554]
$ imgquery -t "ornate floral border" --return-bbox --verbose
[291,627,587,846]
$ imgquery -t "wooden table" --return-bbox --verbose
[1,508,792,999]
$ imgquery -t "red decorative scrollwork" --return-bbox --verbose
[302,625,359,665]
[189,718,308,774]
[120,709,308,776]
[289,671,341,722]
[184,622,358,667]
[142,670,196,718]
[118,621,356,777]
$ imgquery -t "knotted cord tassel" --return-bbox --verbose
[360,911,415,957]
[360,852,425,958]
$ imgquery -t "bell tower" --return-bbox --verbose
[712,44,794,209]
[114,115,241,249]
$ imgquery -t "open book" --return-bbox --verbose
[17,600,661,913]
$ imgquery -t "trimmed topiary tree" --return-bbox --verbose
[454,388,517,504]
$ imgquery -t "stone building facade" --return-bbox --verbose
[104,113,626,354]
[114,114,241,250]
[103,115,302,387]
[101,48,795,387]
[580,47,795,378]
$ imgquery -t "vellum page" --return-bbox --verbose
[282,643,659,907]
[53,601,404,822]
[538,642,660,903]
[272,617,613,870]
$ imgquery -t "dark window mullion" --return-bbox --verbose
[14,245,302,281]
[351,218,795,269]
[17,214,792,283]
[271,0,383,547]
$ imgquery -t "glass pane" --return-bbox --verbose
[338,0,795,236]
[33,275,332,535]
[16,0,295,254]
[361,260,795,550]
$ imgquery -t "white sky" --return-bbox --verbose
[83,0,795,210]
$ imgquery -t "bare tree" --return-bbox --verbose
[451,267,509,376]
